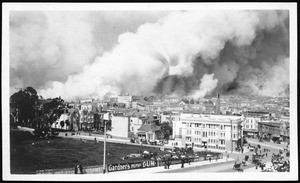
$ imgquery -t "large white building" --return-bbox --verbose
[169,113,244,152]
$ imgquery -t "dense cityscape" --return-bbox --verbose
[9,87,290,174]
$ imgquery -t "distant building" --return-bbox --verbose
[216,93,221,115]
[79,98,93,103]
[258,117,290,143]
[79,110,95,130]
[258,121,281,140]
[242,115,260,138]
[160,111,180,124]
[137,124,161,142]
[117,94,132,108]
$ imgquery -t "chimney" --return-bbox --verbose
[216,93,220,115]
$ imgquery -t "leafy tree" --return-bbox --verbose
[40,97,65,128]
[70,109,80,131]
[190,99,195,104]
[60,121,65,129]
[159,122,173,140]
[10,87,39,128]
[65,120,70,127]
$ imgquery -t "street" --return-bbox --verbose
[161,138,289,173]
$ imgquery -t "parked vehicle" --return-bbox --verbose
[233,163,244,172]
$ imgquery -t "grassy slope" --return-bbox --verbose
[10,137,164,174]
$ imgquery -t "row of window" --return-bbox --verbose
[188,130,228,138]
[185,138,226,145]
[186,122,237,131]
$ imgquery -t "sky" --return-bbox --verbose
[9,9,290,100]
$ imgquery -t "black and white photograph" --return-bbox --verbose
[2,2,298,181]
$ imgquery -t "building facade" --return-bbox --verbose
[170,113,244,151]
[242,115,260,137]
[110,115,130,138]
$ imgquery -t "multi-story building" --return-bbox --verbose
[258,121,281,140]
[160,111,180,124]
[170,113,244,151]
[242,115,261,138]
[258,117,290,143]
[79,109,95,130]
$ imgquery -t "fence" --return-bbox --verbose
[36,165,103,174]
[36,153,223,174]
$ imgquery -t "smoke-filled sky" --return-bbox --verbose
[10,10,290,100]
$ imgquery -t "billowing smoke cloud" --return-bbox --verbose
[10,10,289,100]
[10,11,98,92]
[9,11,169,95]
[190,74,218,99]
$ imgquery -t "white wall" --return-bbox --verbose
[129,117,143,135]
[52,114,70,130]
[111,116,129,138]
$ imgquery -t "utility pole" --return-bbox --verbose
[103,119,106,174]
[103,112,111,174]
[231,119,233,153]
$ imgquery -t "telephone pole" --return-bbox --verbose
[103,119,106,174]
[231,119,233,153]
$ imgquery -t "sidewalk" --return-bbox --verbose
[108,157,236,174]
[247,139,287,150]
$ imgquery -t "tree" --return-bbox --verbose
[60,121,65,129]
[159,122,173,140]
[40,97,65,128]
[65,120,70,127]
[10,87,39,128]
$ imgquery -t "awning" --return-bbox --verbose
[137,132,146,135]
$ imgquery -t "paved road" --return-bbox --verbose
[158,161,235,173]
[161,138,289,173]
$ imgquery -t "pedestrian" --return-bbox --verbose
[209,157,211,162]
[266,153,268,157]
[167,159,171,169]
[241,148,244,153]
[181,158,185,168]
[164,157,167,169]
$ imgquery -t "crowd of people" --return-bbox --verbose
[269,149,290,172]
